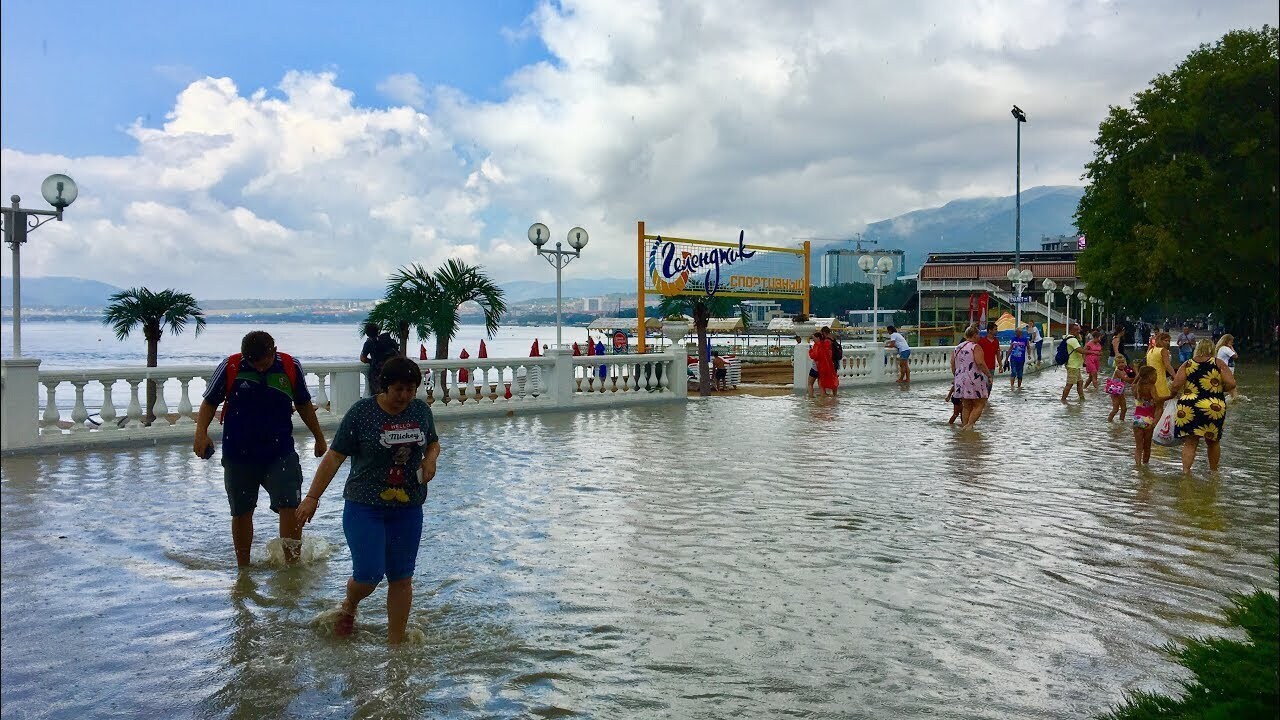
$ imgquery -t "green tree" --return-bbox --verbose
[656,294,739,396]
[809,281,916,318]
[102,287,206,424]
[388,260,507,359]
[363,282,432,356]
[1076,26,1279,341]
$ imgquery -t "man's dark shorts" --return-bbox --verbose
[714,368,728,380]
[222,451,303,517]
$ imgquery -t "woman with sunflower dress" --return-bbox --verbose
[1171,339,1236,475]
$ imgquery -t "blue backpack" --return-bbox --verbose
[1054,337,1069,365]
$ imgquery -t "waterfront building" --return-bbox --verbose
[912,249,1084,346]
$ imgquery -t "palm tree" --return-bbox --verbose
[657,294,739,397]
[102,287,206,424]
[362,282,432,356]
[389,260,506,359]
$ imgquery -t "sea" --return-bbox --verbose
[2,321,581,369]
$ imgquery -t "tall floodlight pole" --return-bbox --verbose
[1011,105,1027,328]
[1,175,79,357]
[529,223,589,348]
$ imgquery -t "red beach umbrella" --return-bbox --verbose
[419,343,428,360]
[530,339,540,357]
[478,339,488,358]
[572,342,581,356]
[458,348,470,383]
[586,337,596,356]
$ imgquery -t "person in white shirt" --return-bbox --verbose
[884,325,912,383]
[1215,334,1238,400]
[1026,323,1043,364]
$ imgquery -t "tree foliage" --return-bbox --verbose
[1075,26,1278,341]
[808,281,916,319]
[378,260,507,360]
[102,287,206,423]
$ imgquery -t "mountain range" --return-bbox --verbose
[2,185,1082,307]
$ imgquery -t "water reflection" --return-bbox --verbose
[2,365,1277,718]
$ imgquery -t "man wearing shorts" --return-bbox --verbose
[1007,327,1029,391]
[1060,323,1086,404]
[194,330,327,566]
[711,351,729,391]
[884,325,912,383]
[978,322,1001,397]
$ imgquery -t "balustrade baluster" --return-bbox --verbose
[152,376,171,426]
[41,381,60,431]
[315,373,330,415]
[70,381,90,432]
[176,378,194,425]
[99,380,118,431]
[126,380,143,427]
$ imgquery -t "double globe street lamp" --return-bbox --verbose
[1042,279,1057,339]
[1062,284,1075,333]
[528,223,589,348]
[1006,267,1033,329]
[2,174,79,357]
[858,254,895,342]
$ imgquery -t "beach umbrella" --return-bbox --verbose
[530,339,540,357]
[596,340,607,377]
[572,342,581,356]
[458,348,470,383]
[419,343,428,360]
[478,339,488,358]
[586,337,596,356]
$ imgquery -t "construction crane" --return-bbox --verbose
[794,235,879,253]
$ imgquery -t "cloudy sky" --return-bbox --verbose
[2,0,1275,298]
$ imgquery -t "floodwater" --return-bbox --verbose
[2,365,1277,719]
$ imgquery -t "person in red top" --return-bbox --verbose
[977,322,1002,396]
[808,332,838,397]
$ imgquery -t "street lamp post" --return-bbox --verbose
[859,254,895,342]
[1078,293,1089,326]
[1006,267,1033,328]
[1042,278,1058,339]
[1,174,79,357]
[1011,105,1027,292]
[1062,285,1075,334]
[528,223,589,349]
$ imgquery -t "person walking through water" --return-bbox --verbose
[1106,354,1136,422]
[297,357,441,644]
[950,325,991,430]
[1131,366,1160,466]
[808,331,838,397]
[1176,325,1197,364]
[1007,326,1029,391]
[194,331,327,567]
[978,322,1001,399]
[885,325,911,383]
[1028,322,1043,365]
[360,322,399,397]
[1171,339,1236,475]
[1082,331,1103,390]
[1060,323,1085,404]
[1146,332,1176,418]
[1215,334,1239,401]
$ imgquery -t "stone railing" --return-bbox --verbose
[792,341,1051,393]
[1,348,687,454]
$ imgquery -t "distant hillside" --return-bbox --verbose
[0,276,122,308]
[812,185,1083,273]
[500,277,635,303]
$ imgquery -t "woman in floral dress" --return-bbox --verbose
[1171,339,1236,474]
[950,325,991,430]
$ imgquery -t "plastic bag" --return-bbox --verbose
[1153,399,1179,446]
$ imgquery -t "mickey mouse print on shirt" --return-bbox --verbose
[379,420,427,503]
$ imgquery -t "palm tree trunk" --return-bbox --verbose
[434,335,449,361]
[145,338,159,425]
[696,322,716,394]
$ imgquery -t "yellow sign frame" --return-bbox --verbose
[636,221,810,352]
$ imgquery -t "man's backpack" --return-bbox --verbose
[830,339,843,364]
[218,352,299,423]
[1054,338,1069,366]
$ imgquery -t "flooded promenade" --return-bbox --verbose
[2,365,1277,719]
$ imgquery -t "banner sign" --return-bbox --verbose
[643,230,807,299]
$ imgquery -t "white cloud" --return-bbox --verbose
[376,72,428,109]
[2,0,1276,298]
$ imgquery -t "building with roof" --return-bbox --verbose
[912,249,1087,345]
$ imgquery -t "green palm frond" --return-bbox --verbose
[102,287,206,342]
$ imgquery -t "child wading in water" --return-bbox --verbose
[1106,355,1137,422]
[945,385,963,425]
[1131,365,1160,465]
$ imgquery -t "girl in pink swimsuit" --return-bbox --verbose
[1131,366,1159,466]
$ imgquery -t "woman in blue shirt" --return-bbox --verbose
[297,356,441,644]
